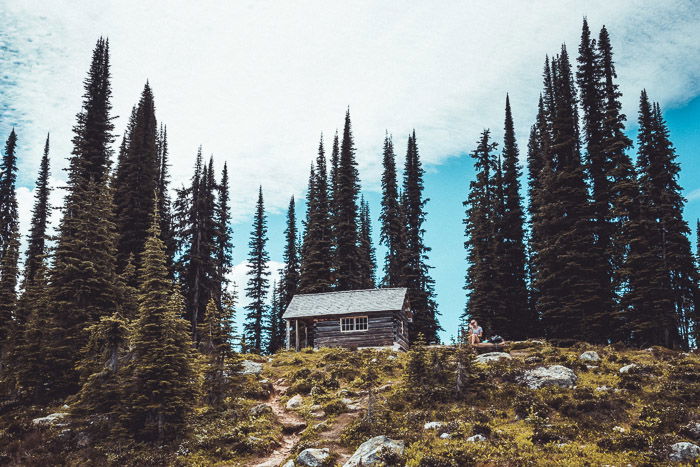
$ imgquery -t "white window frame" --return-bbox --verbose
[340,316,369,332]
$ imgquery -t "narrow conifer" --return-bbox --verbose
[243,187,270,353]
[23,134,51,286]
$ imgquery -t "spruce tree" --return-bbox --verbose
[299,137,333,293]
[121,209,195,441]
[495,97,531,338]
[114,82,159,273]
[0,129,19,259]
[379,133,407,287]
[333,110,363,290]
[463,130,500,332]
[0,233,19,382]
[531,46,600,341]
[243,187,270,353]
[23,134,51,286]
[156,124,176,272]
[265,282,283,355]
[198,298,242,407]
[214,162,234,308]
[403,131,440,342]
[358,197,376,289]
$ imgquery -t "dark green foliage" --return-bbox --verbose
[23,134,51,286]
[156,124,176,272]
[530,47,600,341]
[0,233,19,383]
[244,187,270,353]
[379,134,408,287]
[357,197,376,289]
[463,130,502,333]
[299,137,333,293]
[114,82,159,274]
[403,132,440,343]
[199,298,242,407]
[0,129,19,260]
[121,210,196,441]
[73,312,129,418]
[47,179,120,397]
[493,97,531,339]
[333,110,363,291]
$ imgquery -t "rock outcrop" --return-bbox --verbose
[519,365,577,389]
[343,435,405,467]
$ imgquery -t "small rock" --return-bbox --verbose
[249,403,273,417]
[32,412,69,426]
[259,378,269,384]
[343,435,405,467]
[296,448,330,467]
[286,394,304,409]
[377,384,393,392]
[619,363,639,374]
[668,442,700,462]
[310,410,326,419]
[579,351,600,362]
[388,355,397,360]
[525,356,543,364]
[467,434,486,442]
[439,433,452,439]
[612,426,626,433]
[683,421,700,440]
[475,352,512,364]
[585,365,599,370]
[282,460,295,467]
[240,360,263,375]
[595,385,611,392]
[520,365,577,389]
[276,378,287,385]
[282,420,307,434]
[423,421,444,430]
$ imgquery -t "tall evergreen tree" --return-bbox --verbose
[379,133,407,287]
[272,196,300,352]
[496,96,531,339]
[0,233,19,381]
[121,209,195,441]
[333,110,363,290]
[243,187,270,353]
[156,124,176,271]
[23,134,51,286]
[358,197,376,289]
[403,131,440,342]
[213,162,234,308]
[299,137,333,293]
[114,82,159,273]
[463,130,500,333]
[531,46,600,341]
[0,129,19,259]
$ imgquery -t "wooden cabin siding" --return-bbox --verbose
[314,311,395,349]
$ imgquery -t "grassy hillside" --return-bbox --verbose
[1,341,699,465]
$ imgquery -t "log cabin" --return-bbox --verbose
[282,288,411,351]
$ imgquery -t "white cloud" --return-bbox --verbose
[2,1,700,223]
[688,188,700,202]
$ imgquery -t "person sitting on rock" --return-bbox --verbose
[468,320,483,345]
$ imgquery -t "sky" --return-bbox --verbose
[1,0,699,342]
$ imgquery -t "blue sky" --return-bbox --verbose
[1,1,699,342]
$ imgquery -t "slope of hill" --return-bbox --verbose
[1,341,699,466]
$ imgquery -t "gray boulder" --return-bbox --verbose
[475,352,512,364]
[282,461,295,467]
[296,448,330,466]
[619,363,639,374]
[343,435,405,467]
[579,351,600,362]
[32,412,69,426]
[684,421,700,440]
[668,442,700,462]
[286,394,304,409]
[240,360,263,375]
[520,365,577,389]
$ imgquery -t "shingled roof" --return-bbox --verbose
[282,288,409,319]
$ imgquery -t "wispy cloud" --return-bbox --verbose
[2,0,700,232]
[687,188,700,202]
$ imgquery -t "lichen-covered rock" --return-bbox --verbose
[249,403,273,417]
[32,413,69,426]
[343,435,405,467]
[240,360,263,375]
[423,421,444,430]
[683,421,700,440]
[296,448,330,466]
[619,363,639,374]
[467,434,486,442]
[668,442,700,462]
[286,394,304,409]
[475,352,512,364]
[520,365,577,389]
[579,351,600,362]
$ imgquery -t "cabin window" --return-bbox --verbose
[340,316,368,332]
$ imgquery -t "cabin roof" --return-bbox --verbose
[282,287,409,319]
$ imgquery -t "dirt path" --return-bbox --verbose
[250,385,306,467]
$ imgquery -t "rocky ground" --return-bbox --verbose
[1,341,699,466]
